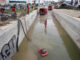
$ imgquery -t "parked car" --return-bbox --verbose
[48,5,52,10]
[38,6,47,15]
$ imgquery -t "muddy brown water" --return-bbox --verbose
[12,11,80,60]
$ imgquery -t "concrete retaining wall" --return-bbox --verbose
[53,9,80,50]
[0,10,37,60]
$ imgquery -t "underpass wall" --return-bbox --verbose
[53,9,80,50]
[0,10,37,60]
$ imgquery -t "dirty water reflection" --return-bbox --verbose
[12,11,80,60]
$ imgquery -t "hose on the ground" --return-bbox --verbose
[16,19,30,52]
[18,19,30,41]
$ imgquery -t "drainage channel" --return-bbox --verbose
[12,11,80,60]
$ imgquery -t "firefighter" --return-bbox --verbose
[11,6,17,19]
[0,6,9,21]
[0,6,5,14]
[27,4,29,14]
[32,5,33,10]
[11,6,16,13]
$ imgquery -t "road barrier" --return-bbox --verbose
[53,9,80,50]
[0,10,37,60]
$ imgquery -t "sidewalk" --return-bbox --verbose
[53,9,80,50]
[55,9,80,18]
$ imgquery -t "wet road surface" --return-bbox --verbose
[12,11,80,60]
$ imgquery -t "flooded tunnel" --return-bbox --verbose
[12,11,80,60]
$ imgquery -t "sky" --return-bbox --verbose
[0,0,71,3]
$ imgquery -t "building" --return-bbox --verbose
[9,0,36,4]
[9,0,27,3]
[71,0,80,7]
[58,0,66,2]
[0,0,6,5]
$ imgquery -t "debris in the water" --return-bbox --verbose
[38,49,48,57]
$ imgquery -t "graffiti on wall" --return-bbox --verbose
[0,35,18,60]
